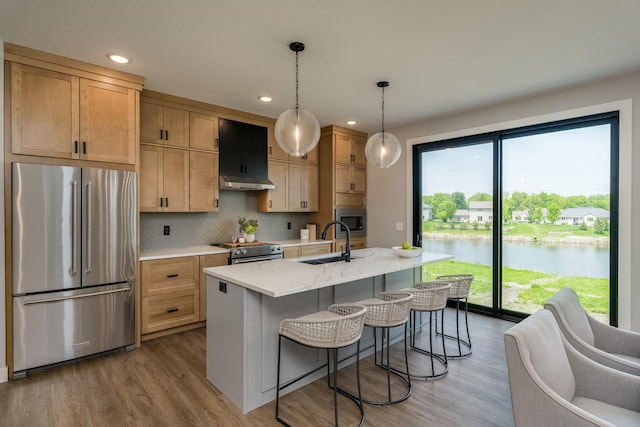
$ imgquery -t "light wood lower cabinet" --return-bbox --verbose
[141,256,199,334]
[283,242,332,258]
[333,237,366,253]
[199,253,229,320]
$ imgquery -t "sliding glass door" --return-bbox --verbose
[414,113,618,322]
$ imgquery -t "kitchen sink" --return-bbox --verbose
[299,255,357,265]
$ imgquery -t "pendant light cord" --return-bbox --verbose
[295,50,300,110]
[381,85,386,143]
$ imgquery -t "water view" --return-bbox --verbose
[424,239,609,279]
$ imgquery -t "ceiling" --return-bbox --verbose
[2,0,640,134]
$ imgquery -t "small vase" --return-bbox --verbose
[244,233,256,243]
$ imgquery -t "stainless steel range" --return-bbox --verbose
[212,242,283,264]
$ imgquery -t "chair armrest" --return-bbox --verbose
[588,314,640,357]
[565,335,640,413]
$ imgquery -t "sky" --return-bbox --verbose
[421,124,611,198]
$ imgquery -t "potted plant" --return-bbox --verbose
[238,217,258,242]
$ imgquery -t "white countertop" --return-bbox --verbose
[203,247,453,298]
[140,245,229,261]
[139,240,333,261]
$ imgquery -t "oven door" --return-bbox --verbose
[231,254,283,264]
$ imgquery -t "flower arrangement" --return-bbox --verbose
[238,217,258,234]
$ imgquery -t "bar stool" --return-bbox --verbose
[434,274,474,358]
[275,303,367,427]
[355,291,414,405]
[405,281,451,379]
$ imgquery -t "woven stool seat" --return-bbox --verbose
[434,274,474,358]
[279,304,367,349]
[357,291,414,328]
[276,304,367,426]
[354,292,414,405]
[402,282,451,379]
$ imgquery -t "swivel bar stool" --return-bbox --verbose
[355,291,414,405]
[275,303,367,427]
[405,281,451,379]
[434,274,474,358]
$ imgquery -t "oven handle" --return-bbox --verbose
[231,254,283,264]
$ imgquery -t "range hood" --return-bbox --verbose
[218,118,275,191]
[219,175,275,190]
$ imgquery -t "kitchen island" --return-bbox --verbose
[204,247,453,413]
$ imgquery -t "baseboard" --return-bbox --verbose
[0,366,8,383]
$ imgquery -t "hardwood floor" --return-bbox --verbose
[0,309,516,426]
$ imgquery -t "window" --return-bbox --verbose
[414,112,618,323]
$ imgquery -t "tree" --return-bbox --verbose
[533,207,543,224]
[502,197,514,223]
[594,218,609,235]
[424,193,452,219]
[436,200,457,222]
[547,203,561,223]
[451,192,467,210]
[469,192,492,202]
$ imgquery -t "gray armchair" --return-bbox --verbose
[504,309,640,426]
[544,287,640,376]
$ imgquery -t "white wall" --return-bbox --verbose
[1,41,7,382]
[367,71,640,332]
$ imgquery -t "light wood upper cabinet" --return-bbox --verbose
[189,151,219,212]
[10,62,136,164]
[189,112,218,151]
[336,164,366,194]
[258,160,288,212]
[140,101,189,148]
[80,79,136,164]
[268,137,289,161]
[335,134,366,167]
[289,163,318,212]
[289,146,318,164]
[140,144,189,212]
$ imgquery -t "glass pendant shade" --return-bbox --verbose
[275,107,320,157]
[365,132,401,168]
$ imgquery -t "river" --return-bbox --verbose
[423,238,610,278]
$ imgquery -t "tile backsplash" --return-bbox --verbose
[140,190,312,250]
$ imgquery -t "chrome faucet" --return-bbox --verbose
[321,220,351,262]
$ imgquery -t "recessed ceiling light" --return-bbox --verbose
[108,54,129,64]
[345,120,357,126]
[258,96,273,102]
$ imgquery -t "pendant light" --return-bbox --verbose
[365,81,401,168]
[275,42,320,157]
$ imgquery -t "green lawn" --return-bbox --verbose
[423,220,609,238]
[422,260,609,317]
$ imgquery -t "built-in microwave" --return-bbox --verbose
[334,208,366,238]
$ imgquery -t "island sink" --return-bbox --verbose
[298,255,358,265]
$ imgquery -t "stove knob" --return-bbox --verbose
[241,249,247,254]
[234,249,241,255]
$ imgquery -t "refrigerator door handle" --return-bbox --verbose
[85,181,92,274]
[71,180,78,275]
[22,286,132,305]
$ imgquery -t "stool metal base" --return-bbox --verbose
[409,309,448,379]
[364,323,412,405]
[276,335,365,427]
[436,298,472,359]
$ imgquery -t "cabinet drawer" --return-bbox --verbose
[141,256,198,296]
[301,244,331,256]
[335,193,366,208]
[142,289,199,334]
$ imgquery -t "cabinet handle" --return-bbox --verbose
[165,197,169,207]
[83,141,87,154]
[269,200,272,208]
[215,199,219,208]
[160,198,164,207]
[215,138,219,148]
[165,130,169,140]
[269,146,272,155]
[74,141,79,154]
[160,129,164,140]
[302,154,307,160]
[167,308,179,313]
[166,274,179,278]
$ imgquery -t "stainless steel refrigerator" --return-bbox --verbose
[12,163,137,377]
